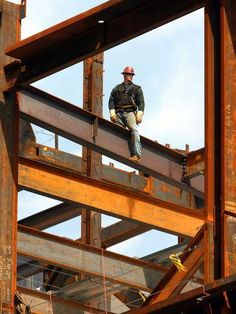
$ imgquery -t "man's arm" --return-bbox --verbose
[108,87,118,123]
[136,87,145,124]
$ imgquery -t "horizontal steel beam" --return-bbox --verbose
[18,86,203,198]
[34,143,202,207]
[19,208,150,248]
[18,157,205,236]
[18,225,166,292]
[18,202,82,230]
[18,286,115,314]
[55,278,125,303]
[101,220,150,249]
[5,0,204,84]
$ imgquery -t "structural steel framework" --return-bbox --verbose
[0,0,236,313]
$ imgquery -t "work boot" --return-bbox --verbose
[130,155,140,162]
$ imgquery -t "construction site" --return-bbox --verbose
[0,0,236,313]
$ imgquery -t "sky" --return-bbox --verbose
[12,0,205,257]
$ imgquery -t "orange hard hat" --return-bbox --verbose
[121,66,135,75]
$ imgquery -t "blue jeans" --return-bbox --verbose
[116,111,141,157]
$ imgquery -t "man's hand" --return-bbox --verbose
[109,109,118,123]
[136,111,143,124]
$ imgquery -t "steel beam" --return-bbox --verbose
[81,54,103,248]
[18,157,205,237]
[18,204,149,247]
[17,286,115,314]
[5,0,204,85]
[101,220,150,249]
[220,0,236,278]
[204,0,221,284]
[125,273,236,314]
[54,278,124,303]
[18,225,167,292]
[18,202,82,230]
[145,226,204,305]
[21,143,199,208]
[0,2,20,311]
[183,149,204,193]
[17,86,204,198]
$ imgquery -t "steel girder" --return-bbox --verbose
[17,86,204,198]
[5,0,204,85]
[18,157,205,237]
[0,2,20,311]
[17,286,115,314]
[18,225,167,292]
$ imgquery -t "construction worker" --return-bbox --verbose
[109,66,145,161]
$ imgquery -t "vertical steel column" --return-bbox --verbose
[81,53,105,310]
[0,1,20,312]
[204,0,221,283]
[82,54,103,247]
[220,0,236,277]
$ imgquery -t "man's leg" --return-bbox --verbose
[125,112,141,159]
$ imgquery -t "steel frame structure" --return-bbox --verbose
[0,0,236,313]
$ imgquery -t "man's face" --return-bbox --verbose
[123,73,133,83]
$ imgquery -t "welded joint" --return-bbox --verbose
[4,60,22,83]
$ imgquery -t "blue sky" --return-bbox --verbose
[13,0,204,256]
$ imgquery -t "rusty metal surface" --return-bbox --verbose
[5,0,204,85]
[204,0,221,284]
[0,2,21,310]
[18,225,167,292]
[145,226,205,305]
[54,277,125,303]
[221,0,236,279]
[18,286,115,314]
[81,54,103,249]
[18,86,204,198]
[224,214,236,276]
[21,142,199,208]
[125,273,236,313]
[101,220,150,249]
[18,157,205,237]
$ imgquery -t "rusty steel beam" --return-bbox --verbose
[21,143,199,209]
[18,203,150,247]
[18,225,167,292]
[18,211,178,251]
[18,157,205,237]
[204,0,220,284]
[17,86,204,198]
[101,220,150,249]
[81,54,103,249]
[184,149,204,188]
[125,273,236,314]
[220,0,236,279]
[55,277,125,302]
[5,0,204,85]
[0,2,21,311]
[17,286,115,314]
[17,260,43,281]
[18,202,82,230]
[145,226,204,305]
